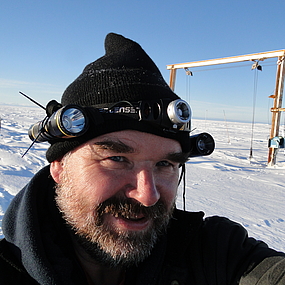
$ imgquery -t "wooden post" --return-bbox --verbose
[169,67,176,91]
[268,56,285,166]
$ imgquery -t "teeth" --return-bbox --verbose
[112,212,143,220]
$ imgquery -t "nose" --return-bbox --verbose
[125,168,160,207]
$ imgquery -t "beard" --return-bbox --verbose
[55,170,175,268]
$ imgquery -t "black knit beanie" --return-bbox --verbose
[46,33,190,162]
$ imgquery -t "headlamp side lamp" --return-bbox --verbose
[28,104,88,143]
[189,132,215,157]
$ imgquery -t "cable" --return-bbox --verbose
[178,163,186,211]
[249,68,259,159]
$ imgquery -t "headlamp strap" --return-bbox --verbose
[84,107,105,125]
[95,101,140,117]
[92,99,190,131]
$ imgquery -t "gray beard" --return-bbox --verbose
[55,181,174,268]
[71,217,164,268]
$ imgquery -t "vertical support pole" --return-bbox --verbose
[268,56,285,166]
[169,67,177,91]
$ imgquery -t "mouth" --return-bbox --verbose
[96,197,168,233]
[105,212,151,231]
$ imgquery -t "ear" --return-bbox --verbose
[50,159,64,183]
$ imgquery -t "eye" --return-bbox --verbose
[108,156,125,162]
[99,155,132,170]
[156,160,173,167]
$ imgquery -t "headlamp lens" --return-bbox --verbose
[61,108,86,134]
[189,133,215,157]
[167,99,191,125]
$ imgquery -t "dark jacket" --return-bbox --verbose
[0,166,284,285]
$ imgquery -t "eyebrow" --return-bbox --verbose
[166,152,189,164]
[93,139,135,153]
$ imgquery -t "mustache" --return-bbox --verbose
[96,197,169,221]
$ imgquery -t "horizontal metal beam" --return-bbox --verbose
[167,49,285,70]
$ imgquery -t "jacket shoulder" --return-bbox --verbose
[0,238,38,284]
[161,212,285,284]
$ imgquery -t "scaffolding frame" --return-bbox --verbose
[167,49,285,166]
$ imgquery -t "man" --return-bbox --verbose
[0,33,284,285]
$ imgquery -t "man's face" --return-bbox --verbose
[51,130,187,267]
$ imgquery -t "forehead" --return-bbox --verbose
[84,130,182,153]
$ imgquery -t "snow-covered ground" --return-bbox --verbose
[0,104,284,252]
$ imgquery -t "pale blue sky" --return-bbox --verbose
[1,1,284,123]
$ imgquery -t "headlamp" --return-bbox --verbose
[27,98,215,157]
[28,98,192,143]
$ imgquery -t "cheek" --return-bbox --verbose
[162,183,178,205]
[65,165,125,205]
[157,173,179,206]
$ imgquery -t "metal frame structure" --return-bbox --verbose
[167,50,285,166]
